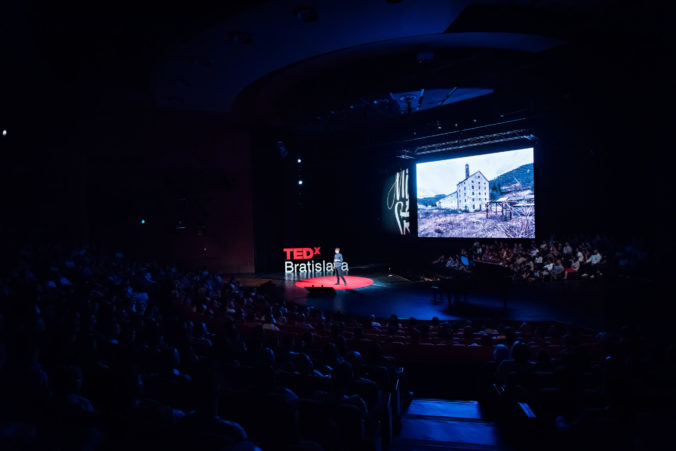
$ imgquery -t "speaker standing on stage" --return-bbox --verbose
[334,247,347,286]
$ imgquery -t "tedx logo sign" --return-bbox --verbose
[283,247,321,260]
[283,246,346,275]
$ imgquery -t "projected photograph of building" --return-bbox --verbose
[417,148,535,238]
[436,164,490,212]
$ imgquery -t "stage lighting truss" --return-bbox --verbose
[395,149,416,159]
[405,129,537,157]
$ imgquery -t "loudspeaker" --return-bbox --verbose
[304,286,336,296]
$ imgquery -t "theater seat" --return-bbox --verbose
[277,372,331,398]
[297,398,379,451]
[219,389,300,449]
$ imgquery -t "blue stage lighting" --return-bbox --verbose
[140,219,146,224]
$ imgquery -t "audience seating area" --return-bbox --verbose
[427,235,649,282]
[483,325,676,450]
[1,248,672,450]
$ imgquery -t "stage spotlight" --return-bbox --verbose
[2,129,6,136]
[140,219,146,224]
[298,180,303,185]
[297,157,302,163]
[473,119,477,123]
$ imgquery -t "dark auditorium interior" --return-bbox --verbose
[1,1,673,450]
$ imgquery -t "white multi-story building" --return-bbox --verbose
[436,164,489,212]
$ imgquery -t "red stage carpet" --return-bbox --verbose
[295,276,374,290]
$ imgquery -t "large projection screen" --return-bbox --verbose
[416,147,535,238]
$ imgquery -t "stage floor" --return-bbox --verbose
[294,275,375,290]
[244,271,647,330]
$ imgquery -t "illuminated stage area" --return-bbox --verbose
[294,275,374,290]
[270,272,644,330]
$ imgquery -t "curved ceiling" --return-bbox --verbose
[153,0,565,114]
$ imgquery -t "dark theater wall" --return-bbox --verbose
[1,87,255,273]
[146,111,255,273]
[85,107,256,273]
